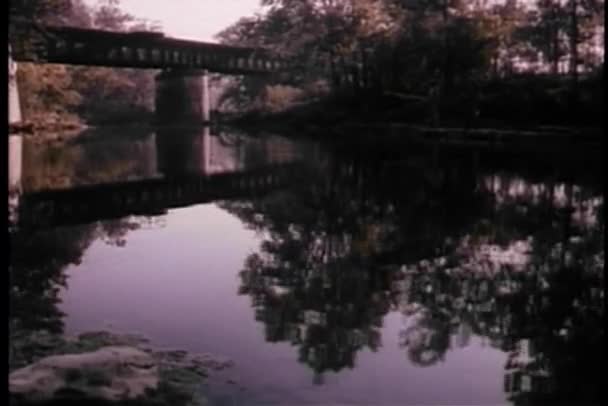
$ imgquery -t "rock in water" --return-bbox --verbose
[9,346,158,403]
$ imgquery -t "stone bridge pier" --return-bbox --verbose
[155,69,210,125]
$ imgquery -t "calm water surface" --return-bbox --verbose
[9,127,604,405]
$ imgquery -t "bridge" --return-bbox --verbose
[15,163,303,230]
[9,23,289,125]
[11,24,288,73]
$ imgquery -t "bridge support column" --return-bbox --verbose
[155,69,211,125]
[9,46,22,125]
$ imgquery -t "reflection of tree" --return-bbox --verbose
[10,225,95,334]
[392,179,604,406]
[226,150,603,403]
[398,310,451,367]
[232,182,390,380]
[225,151,487,382]
[22,139,84,191]
[12,130,163,341]
[9,217,146,337]
[98,218,143,247]
[240,256,386,382]
[22,131,158,192]
[74,132,158,184]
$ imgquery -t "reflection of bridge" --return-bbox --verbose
[17,163,302,230]
[9,127,308,230]
[155,127,302,177]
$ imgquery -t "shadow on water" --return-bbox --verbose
[9,126,604,405]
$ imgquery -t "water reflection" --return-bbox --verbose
[9,135,22,226]
[156,127,305,177]
[8,128,604,405]
[12,127,312,230]
[8,217,146,369]
[15,126,310,195]
[226,147,604,405]
[392,218,604,405]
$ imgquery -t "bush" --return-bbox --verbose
[254,85,304,113]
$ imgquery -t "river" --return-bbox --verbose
[8,126,604,405]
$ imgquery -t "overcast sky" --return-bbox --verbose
[83,0,263,42]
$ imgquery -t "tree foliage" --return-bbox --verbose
[216,0,604,124]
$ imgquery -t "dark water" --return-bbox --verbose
[9,127,604,405]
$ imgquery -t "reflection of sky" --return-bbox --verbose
[59,203,508,405]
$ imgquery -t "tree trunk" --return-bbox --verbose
[360,47,368,90]
[569,0,579,109]
[439,0,452,123]
[340,55,349,88]
[551,5,560,75]
[441,0,450,90]
[352,65,360,93]
[329,49,339,89]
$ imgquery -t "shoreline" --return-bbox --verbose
[9,328,236,405]
[223,114,603,148]
[10,109,601,147]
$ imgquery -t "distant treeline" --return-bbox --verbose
[215,0,604,127]
[10,0,161,126]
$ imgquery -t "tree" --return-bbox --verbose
[93,0,132,31]
[17,63,82,118]
[526,1,570,74]
[566,0,605,104]
[576,0,605,71]
[12,0,162,124]
[481,0,530,76]
[9,0,72,60]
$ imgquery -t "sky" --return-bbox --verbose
[83,0,263,42]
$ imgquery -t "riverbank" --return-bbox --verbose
[9,110,155,138]
[9,114,87,139]
[225,100,602,147]
[9,329,235,405]
[225,74,603,140]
